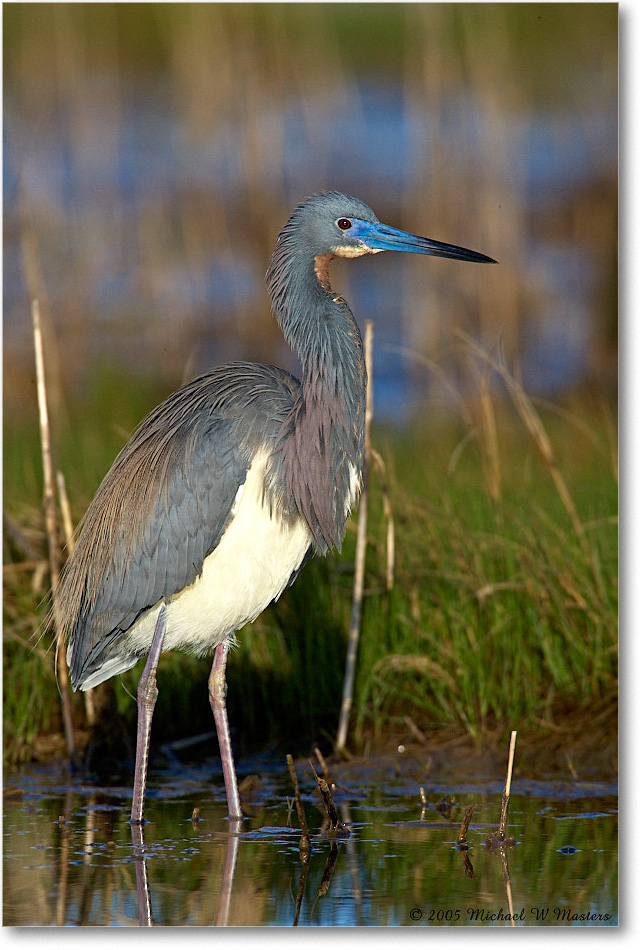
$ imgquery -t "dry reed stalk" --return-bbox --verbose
[32,300,76,759]
[497,730,517,839]
[493,729,518,925]
[55,471,75,554]
[336,320,373,752]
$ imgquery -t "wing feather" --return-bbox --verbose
[61,363,301,688]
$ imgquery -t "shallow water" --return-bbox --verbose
[3,755,617,927]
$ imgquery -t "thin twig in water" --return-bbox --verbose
[286,754,310,845]
[457,805,476,845]
[309,761,350,837]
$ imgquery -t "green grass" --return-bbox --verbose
[3,368,617,764]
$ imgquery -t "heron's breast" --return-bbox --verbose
[127,449,313,656]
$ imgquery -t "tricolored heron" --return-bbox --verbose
[59,192,494,822]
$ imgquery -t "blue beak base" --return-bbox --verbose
[352,219,497,265]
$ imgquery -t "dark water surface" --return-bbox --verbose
[3,754,617,927]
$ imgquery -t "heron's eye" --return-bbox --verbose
[337,218,352,231]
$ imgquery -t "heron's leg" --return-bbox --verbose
[208,639,243,819]
[131,607,167,825]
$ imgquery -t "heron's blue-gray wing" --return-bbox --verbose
[62,363,302,687]
[64,413,248,686]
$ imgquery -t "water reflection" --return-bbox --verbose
[3,760,617,926]
[131,821,153,927]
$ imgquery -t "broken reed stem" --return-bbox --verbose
[314,746,331,783]
[336,320,373,752]
[286,754,310,842]
[497,730,517,839]
[309,761,339,826]
[32,299,76,760]
[457,805,476,845]
[309,761,349,836]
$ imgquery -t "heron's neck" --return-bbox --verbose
[269,248,365,403]
[267,248,366,551]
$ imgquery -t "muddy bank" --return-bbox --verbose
[18,695,617,788]
[347,706,617,785]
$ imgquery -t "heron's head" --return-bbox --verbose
[267,192,495,324]
[282,191,496,264]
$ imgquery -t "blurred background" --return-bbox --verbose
[4,2,617,423]
[3,3,618,765]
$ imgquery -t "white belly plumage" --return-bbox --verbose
[80,451,313,689]
[141,451,313,654]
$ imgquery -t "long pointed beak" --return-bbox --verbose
[353,220,497,264]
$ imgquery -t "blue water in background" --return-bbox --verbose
[3,79,616,419]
